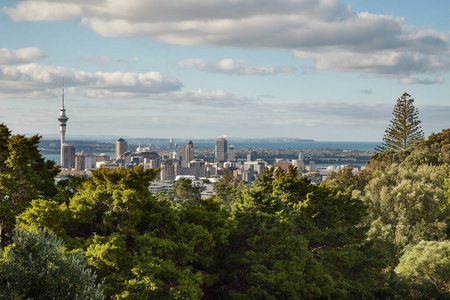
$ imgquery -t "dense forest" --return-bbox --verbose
[1,94,449,299]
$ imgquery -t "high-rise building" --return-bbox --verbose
[215,135,228,162]
[61,143,76,169]
[228,145,235,162]
[75,151,85,171]
[247,151,258,162]
[160,159,181,181]
[169,138,174,149]
[58,86,69,167]
[182,140,194,166]
[116,138,127,159]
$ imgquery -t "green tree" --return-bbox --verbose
[18,167,220,299]
[364,164,450,269]
[395,241,450,298]
[219,211,334,299]
[167,178,201,205]
[0,226,103,299]
[324,166,370,195]
[233,166,387,298]
[376,93,423,152]
[0,124,60,247]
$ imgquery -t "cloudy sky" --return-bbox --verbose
[1,0,449,141]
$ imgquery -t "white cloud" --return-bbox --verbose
[177,58,295,75]
[0,63,182,98]
[4,0,450,80]
[0,62,250,108]
[4,1,83,21]
[293,50,450,76]
[0,47,46,64]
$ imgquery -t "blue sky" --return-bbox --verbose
[1,0,449,141]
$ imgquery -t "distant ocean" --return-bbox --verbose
[41,142,378,162]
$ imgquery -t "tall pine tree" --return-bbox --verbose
[376,93,423,152]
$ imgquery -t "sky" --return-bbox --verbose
[1,0,450,141]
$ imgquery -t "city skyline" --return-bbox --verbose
[1,0,450,141]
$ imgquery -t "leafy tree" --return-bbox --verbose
[18,167,230,299]
[0,226,103,299]
[53,175,89,204]
[233,166,387,298]
[412,128,450,165]
[395,241,450,298]
[0,124,60,247]
[364,164,450,268]
[166,178,201,205]
[219,211,334,299]
[376,93,423,152]
[213,171,243,210]
[324,166,370,195]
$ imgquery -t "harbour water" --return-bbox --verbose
[41,141,377,162]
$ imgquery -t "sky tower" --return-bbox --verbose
[58,86,69,167]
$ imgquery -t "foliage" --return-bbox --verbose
[364,164,450,267]
[219,211,334,299]
[53,175,89,204]
[7,118,450,299]
[395,241,450,298]
[18,167,237,299]
[376,93,423,152]
[324,166,370,195]
[164,178,201,205]
[232,166,387,298]
[0,123,60,247]
[0,226,103,299]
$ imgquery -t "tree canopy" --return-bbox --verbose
[1,121,450,299]
[0,226,103,299]
[395,241,450,298]
[0,124,60,247]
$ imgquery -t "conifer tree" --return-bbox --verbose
[376,93,423,152]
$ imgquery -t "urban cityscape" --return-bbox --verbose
[2,0,450,298]
[54,89,371,197]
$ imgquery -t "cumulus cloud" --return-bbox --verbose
[177,58,295,75]
[0,47,46,64]
[0,63,182,98]
[0,62,250,108]
[4,0,450,80]
[293,50,450,77]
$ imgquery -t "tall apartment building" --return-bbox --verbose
[75,151,86,171]
[161,159,181,181]
[116,138,127,159]
[182,140,194,166]
[61,143,76,169]
[247,151,258,162]
[215,135,228,163]
[228,145,235,162]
